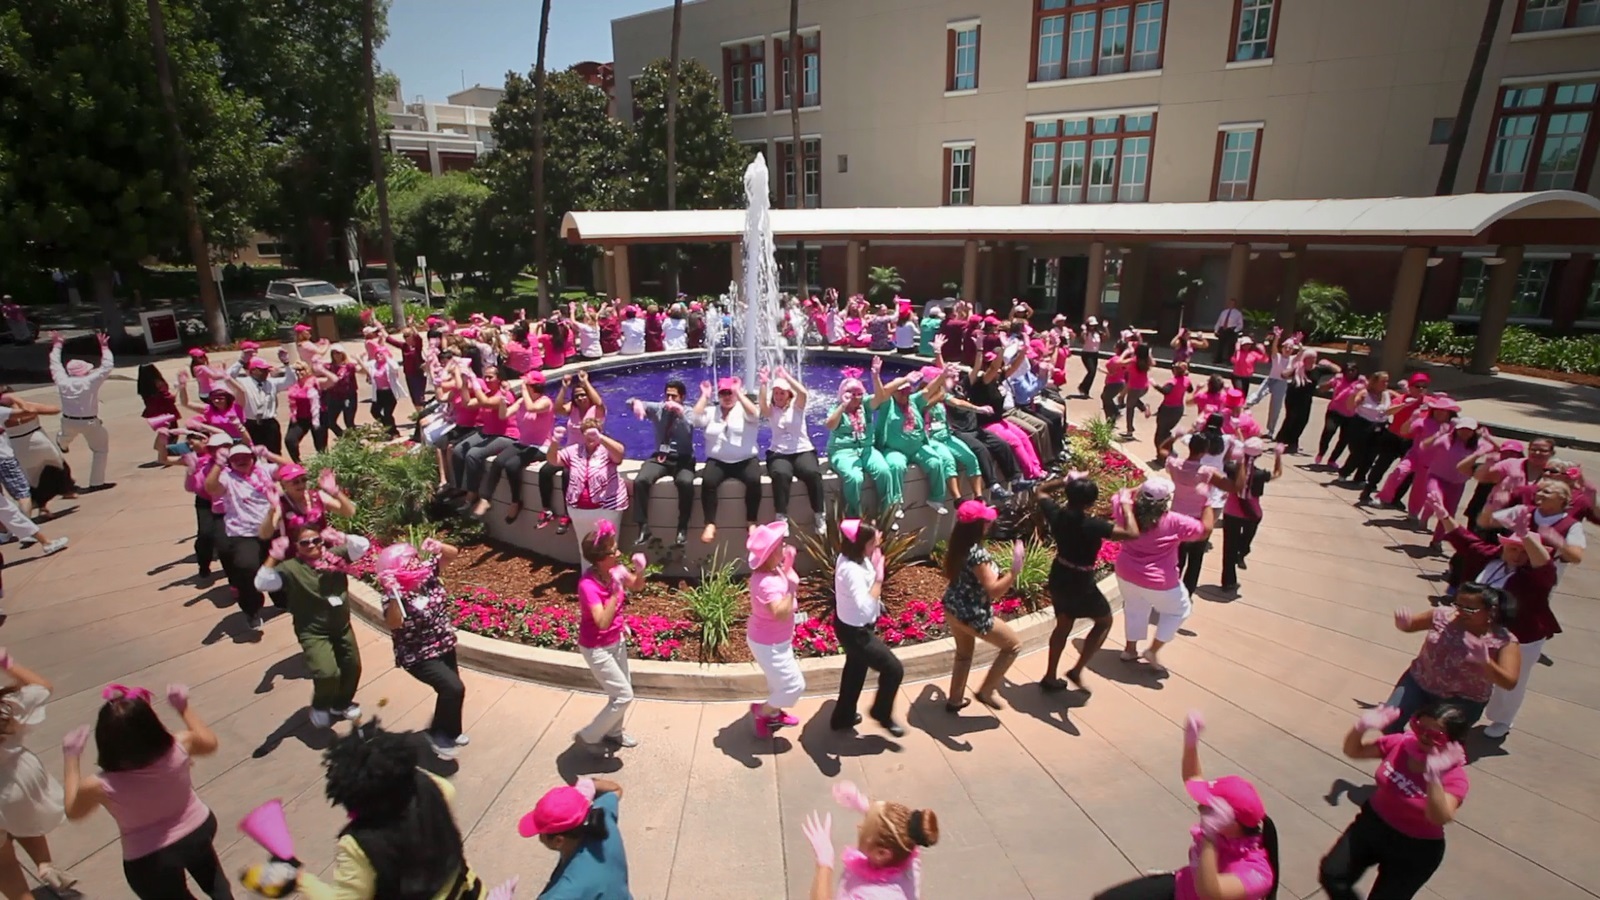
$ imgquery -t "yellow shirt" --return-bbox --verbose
[296,773,481,900]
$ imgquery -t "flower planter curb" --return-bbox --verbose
[347,575,1123,701]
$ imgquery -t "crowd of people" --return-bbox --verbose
[0,287,1590,900]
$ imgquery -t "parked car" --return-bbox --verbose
[348,278,431,307]
[263,278,359,319]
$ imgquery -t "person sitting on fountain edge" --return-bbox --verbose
[629,380,697,548]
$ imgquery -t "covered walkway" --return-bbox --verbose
[563,191,1600,375]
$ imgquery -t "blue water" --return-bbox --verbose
[577,352,919,460]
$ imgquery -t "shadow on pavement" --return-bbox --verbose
[797,700,898,778]
[1082,648,1167,689]
[1323,778,1374,808]
[906,684,1002,751]
[994,680,1084,736]
[554,743,623,781]
[712,714,794,769]
[201,610,264,645]
[251,708,334,759]
[255,654,310,695]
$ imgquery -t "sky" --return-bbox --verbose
[380,0,668,103]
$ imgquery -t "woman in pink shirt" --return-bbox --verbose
[1316,363,1364,468]
[60,684,225,900]
[1230,337,1267,391]
[745,521,805,738]
[1094,712,1277,900]
[1112,476,1216,674]
[1100,340,1129,421]
[283,362,336,464]
[479,372,556,522]
[572,522,647,752]
[1320,699,1473,900]
[1377,396,1457,510]
[1153,361,1193,453]
[1120,343,1154,440]
[549,411,628,561]
[1409,418,1484,545]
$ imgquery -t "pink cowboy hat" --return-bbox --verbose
[746,520,789,570]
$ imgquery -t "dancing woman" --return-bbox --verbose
[0,650,75,897]
[939,502,1024,711]
[1036,475,1135,693]
[920,365,986,504]
[1153,361,1193,454]
[1275,349,1340,456]
[62,684,228,900]
[375,539,468,760]
[760,367,827,534]
[480,372,555,522]
[1316,363,1363,469]
[830,520,906,736]
[572,522,648,752]
[876,365,955,517]
[800,781,939,900]
[521,777,629,897]
[268,466,355,541]
[745,522,805,737]
[1388,584,1520,728]
[826,372,894,519]
[1113,476,1215,673]
[1094,712,1277,900]
[1319,700,1471,900]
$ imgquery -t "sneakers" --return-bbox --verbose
[773,711,800,727]
[555,516,571,535]
[1483,721,1511,739]
[1313,455,1324,466]
[536,510,555,528]
[430,736,460,760]
[929,501,948,515]
[813,517,826,536]
[893,508,906,520]
[604,732,639,749]
[246,616,264,632]
[309,708,334,728]
[751,704,774,738]
[343,703,363,721]
[455,733,471,747]
[36,865,76,891]
[990,485,1013,501]
[632,531,650,548]
[674,528,688,546]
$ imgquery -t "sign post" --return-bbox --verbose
[417,255,429,305]
[210,265,232,343]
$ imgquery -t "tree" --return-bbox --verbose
[404,174,490,295]
[664,0,684,298]
[480,68,631,295]
[361,0,401,321]
[629,58,747,212]
[0,0,269,342]
[531,0,553,314]
[867,266,904,303]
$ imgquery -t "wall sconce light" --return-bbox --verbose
[1278,250,1297,259]
[1482,256,1506,266]
[1249,252,1261,260]
[1426,256,1444,267]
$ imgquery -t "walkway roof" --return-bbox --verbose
[561,190,1600,247]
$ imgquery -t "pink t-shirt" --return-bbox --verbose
[1329,375,1362,416]
[1172,826,1274,900]
[576,567,628,648]
[513,402,554,447]
[503,340,533,375]
[748,568,799,645]
[286,382,315,421]
[1193,390,1225,416]
[1369,733,1469,840]
[1160,374,1190,407]
[1127,365,1152,391]
[1114,510,1206,590]
[478,389,514,437]
[99,743,212,860]
[1423,435,1476,487]
[1165,458,1211,520]
[1103,357,1127,387]
[1232,349,1266,377]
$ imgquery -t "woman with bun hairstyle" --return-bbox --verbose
[376,539,467,760]
[253,525,372,729]
[244,722,511,900]
[521,776,629,898]
[1319,699,1472,900]
[61,684,227,900]
[1094,711,1278,900]
[801,781,939,899]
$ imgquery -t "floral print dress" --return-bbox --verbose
[390,559,458,670]
[941,545,998,634]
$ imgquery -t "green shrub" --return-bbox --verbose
[1242,309,1275,331]
[993,539,1053,611]
[792,496,919,586]
[680,555,743,658]
[1327,312,1386,341]
[1080,417,1118,453]
[231,316,281,343]
[1297,281,1350,340]
[307,429,480,545]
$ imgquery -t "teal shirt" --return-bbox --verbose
[880,393,929,449]
[828,404,874,454]
[538,792,631,900]
[918,317,941,356]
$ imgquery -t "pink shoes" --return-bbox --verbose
[749,704,800,738]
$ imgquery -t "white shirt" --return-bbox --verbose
[767,401,813,455]
[834,557,880,627]
[620,318,646,354]
[49,344,114,418]
[0,408,15,459]
[695,402,758,463]
[893,322,917,349]
[1266,352,1292,380]
[234,371,294,420]
[576,321,602,358]
[1215,308,1244,331]
[663,318,688,350]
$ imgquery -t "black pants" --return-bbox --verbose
[1363,433,1412,495]
[1338,418,1381,482]
[1077,350,1100,396]
[1220,514,1260,588]
[407,650,465,743]
[372,388,398,432]
[1319,804,1445,900]
[1319,410,1352,464]
[244,418,282,455]
[405,369,427,406]
[1178,539,1208,596]
[1100,381,1122,420]
[1214,328,1239,365]
[122,811,232,900]
[633,456,697,530]
[1276,381,1318,451]
[701,456,762,523]
[33,462,74,508]
[767,450,824,518]
[328,393,358,430]
[284,417,328,463]
[1020,402,1064,454]
[220,535,284,618]
[832,618,903,728]
[464,435,518,496]
[487,444,545,506]
[194,497,220,574]
[1463,479,1495,525]
[956,430,1007,485]
[538,464,566,514]
[449,431,493,486]
[1093,872,1175,900]
[1231,373,1255,393]
[1154,404,1185,450]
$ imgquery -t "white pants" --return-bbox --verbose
[567,506,624,574]
[0,490,39,540]
[1119,579,1192,644]
[58,417,109,486]
[749,637,806,709]
[577,640,634,743]
[1484,637,1545,730]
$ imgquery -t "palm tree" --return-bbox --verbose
[665,0,683,298]
[867,266,903,303]
[532,0,553,314]
[362,0,402,322]
[144,0,226,343]
[788,0,807,298]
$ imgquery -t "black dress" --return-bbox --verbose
[1039,496,1114,618]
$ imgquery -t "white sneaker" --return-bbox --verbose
[814,516,826,535]
[1482,721,1511,739]
[430,736,460,760]
[40,537,68,555]
[342,704,363,721]
[308,708,334,728]
[893,509,905,520]
[455,733,471,747]
[605,732,639,749]
[930,502,949,515]
[247,616,264,631]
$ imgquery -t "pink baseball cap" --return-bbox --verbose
[293,323,311,333]
[1185,776,1265,829]
[276,463,307,482]
[918,365,943,383]
[519,779,597,837]
[247,357,272,371]
[716,376,739,393]
[188,348,207,359]
[239,341,260,351]
[956,500,997,523]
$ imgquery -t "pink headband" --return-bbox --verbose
[592,519,617,540]
[102,684,153,704]
[840,519,861,543]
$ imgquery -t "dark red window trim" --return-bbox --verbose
[1475,80,1600,193]
[775,31,822,111]
[1513,0,1599,32]
[777,138,822,207]
[1226,0,1281,63]
[1020,112,1158,204]
[1029,0,1167,84]
[721,40,766,115]
[946,24,981,92]
[943,145,976,205]
[1210,128,1264,200]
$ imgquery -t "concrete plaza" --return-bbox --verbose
[5,354,1597,899]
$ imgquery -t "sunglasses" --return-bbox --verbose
[1452,600,1488,613]
[718,390,734,397]
[297,537,325,548]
